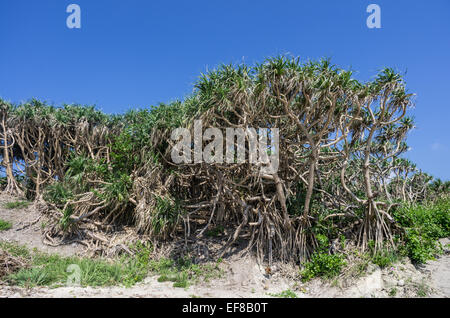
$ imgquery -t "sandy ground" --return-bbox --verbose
[422,238,450,297]
[0,193,448,298]
[0,194,85,257]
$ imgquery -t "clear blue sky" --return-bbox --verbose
[1,0,449,179]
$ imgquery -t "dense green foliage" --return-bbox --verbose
[393,198,450,263]
[300,234,346,281]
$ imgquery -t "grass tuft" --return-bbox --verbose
[1,241,222,289]
[4,200,30,210]
[269,289,298,298]
[0,219,12,231]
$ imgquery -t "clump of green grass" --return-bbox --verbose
[0,241,32,259]
[2,241,153,288]
[269,289,298,298]
[4,200,30,210]
[8,254,126,287]
[5,249,135,288]
[388,287,397,297]
[368,241,400,269]
[0,219,12,231]
[415,280,430,297]
[149,255,223,288]
[1,241,222,289]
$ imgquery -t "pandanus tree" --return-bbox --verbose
[345,69,413,251]
[252,58,363,259]
[1,55,441,262]
[0,100,23,196]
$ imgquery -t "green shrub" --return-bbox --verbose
[394,198,450,240]
[300,234,346,281]
[43,183,73,206]
[60,206,74,230]
[149,196,183,236]
[367,241,400,268]
[371,249,399,268]
[400,229,440,264]
[3,201,29,210]
[301,252,346,281]
[388,288,397,297]
[393,198,449,264]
